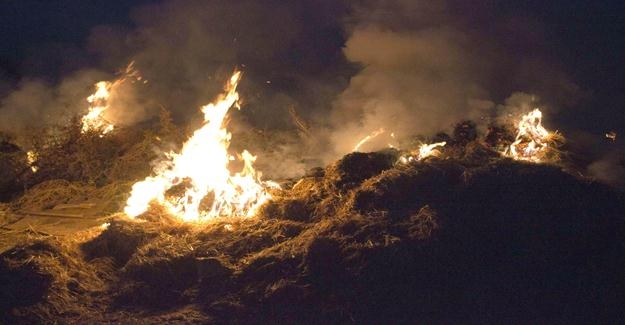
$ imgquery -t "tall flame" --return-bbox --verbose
[124,71,276,222]
[81,81,115,136]
[505,108,559,162]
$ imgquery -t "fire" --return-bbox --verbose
[398,141,447,163]
[606,131,617,141]
[124,71,277,222]
[26,150,38,173]
[418,142,447,159]
[81,62,141,136]
[505,108,560,162]
[353,128,386,152]
[81,81,115,136]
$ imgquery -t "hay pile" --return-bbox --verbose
[13,179,132,216]
[2,144,625,323]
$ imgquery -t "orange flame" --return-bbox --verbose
[26,150,38,173]
[505,108,558,162]
[398,141,446,163]
[353,128,386,152]
[81,81,115,136]
[124,71,277,222]
[81,62,141,136]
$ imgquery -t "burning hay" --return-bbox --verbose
[81,62,142,137]
[2,145,625,323]
[125,71,277,222]
[504,108,564,162]
[4,150,625,323]
[0,66,622,324]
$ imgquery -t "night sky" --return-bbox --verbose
[1,0,624,175]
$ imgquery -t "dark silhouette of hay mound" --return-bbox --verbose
[2,151,625,324]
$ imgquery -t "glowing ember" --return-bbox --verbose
[399,141,447,163]
[606,131,617,141]
[505,108,559,162]
[124,71,277,222]
[353,128,385,152]
[26,150,38,173]
[81,62,140,136]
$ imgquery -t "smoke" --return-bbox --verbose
[85,0,350,128]
[0,69,110,144]
[325,0,580,158]
[588,150,625,191]
[0,0,587,177]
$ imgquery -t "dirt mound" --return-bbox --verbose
[2,151,625,323]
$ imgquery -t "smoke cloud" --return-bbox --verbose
[325,0,581,157]
[0,0,589,177]
[0,69,110,143]
[588,150,625,190]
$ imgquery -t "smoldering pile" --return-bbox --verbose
[2,133,625,324]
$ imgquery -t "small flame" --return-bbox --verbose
[399,141,446,163]
[606,131,617,141]
[353,128,386,152]
[26,150,38,173]
[124,71,276,222]
[505,109,558,162]
[81,62,140,136]
[418,142,447,160]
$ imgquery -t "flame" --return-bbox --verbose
[418,141,447,159]
[353,128,386,152]
[81,62,140,136]
[124,71,277,222]
[399,141,447,163]
[505,109,559,162]
[606,131,617,141]
[81,81,115,136]
[26,150,38,173]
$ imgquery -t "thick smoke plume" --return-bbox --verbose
[0,0,605,181]
[326,0,580,156]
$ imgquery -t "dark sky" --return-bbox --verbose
[0,0,159,77]
[497,1,625,134]
[0,0,624,153]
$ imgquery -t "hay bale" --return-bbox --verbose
[348,161,465,219]
[105,138,157,182]
[121,254,198,307]
[81,220,157,266]
[0,244,55,311]
[403,205,440,240]
[0,150,28,201]
[323,150,399,192]
[303,237,346,286]
[14,179,94,210]
[197,257,234,296]
[0,234,110,323]
[260,198,314,222]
